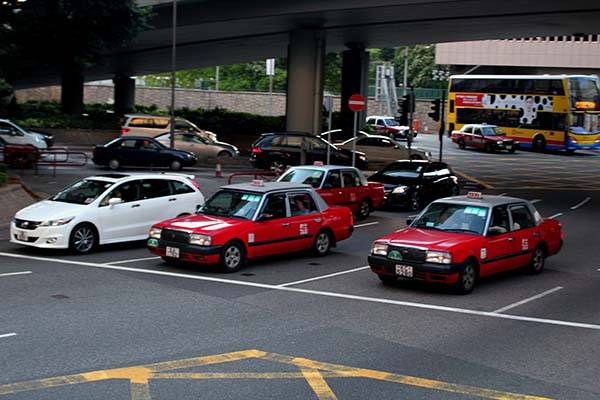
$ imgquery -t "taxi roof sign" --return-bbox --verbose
[467,191,483,199]
[251,179,264,187]
[313,161,324,166]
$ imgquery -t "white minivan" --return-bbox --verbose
[10,173,205,254]
[121,114,217,141]
[0,119,48,149]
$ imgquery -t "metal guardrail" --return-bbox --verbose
[34,147,89,177]
[227,171,278,184]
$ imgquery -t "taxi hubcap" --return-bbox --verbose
[316,234,329,253]
[360,202,369,217]
[74,228,94,253]
[533,249,544,270]
[225,246,241,268]
[463,265,475,290]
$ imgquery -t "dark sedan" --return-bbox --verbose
[92,136,197,171]
[368,160,459,211]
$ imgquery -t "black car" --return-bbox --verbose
[250,132,368,171]
[92,136,197,171]
[368,160,459,211]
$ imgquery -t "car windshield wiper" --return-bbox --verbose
[443,228,480,234]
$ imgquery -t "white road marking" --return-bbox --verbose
[1,252,600,331]
[110,256,161,265]
[570,196,591,210]
[493,286,564,313]
[548,213,563,219]
[530,199,542,204]
[354,222,379,228]
[0,333,17,339]
[0,271,32,278]
[278,266,370,287]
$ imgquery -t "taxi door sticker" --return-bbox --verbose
[522,238,529,251]
[350,193,357,202]
[299,223,308,236]
[248,233,255,243]
[480,248,487,260]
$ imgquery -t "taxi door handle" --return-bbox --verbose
[168,198,177,202]
[314,218,322,223]
[507,237,514,242]
[281,223,290,227]
[533,232,540,237]
[131,204,140,208]
[338,191,343,195]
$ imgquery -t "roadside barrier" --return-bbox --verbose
[34,147,88,177]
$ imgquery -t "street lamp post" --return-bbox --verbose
[431,69,450,162]
[169,0,177,149]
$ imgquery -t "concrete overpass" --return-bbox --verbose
[21,0,600,132]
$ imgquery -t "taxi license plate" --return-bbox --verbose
[17,231,28,241]
[395,264,413,278]
[166,246,180,258]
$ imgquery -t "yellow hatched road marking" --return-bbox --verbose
[0,349,554,400]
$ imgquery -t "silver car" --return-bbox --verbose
[335,134,431,163]
[155,131,239,161]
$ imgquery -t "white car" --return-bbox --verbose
[0,119,48,149]
[10,173,205,254]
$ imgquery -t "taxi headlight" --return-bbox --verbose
[39,216,74,227]
[392,186,407,194]
[149,227,162,239]
[371,243,388,256]
[190,233,211,246]
[496,141,503,145]
[426,251,452,264]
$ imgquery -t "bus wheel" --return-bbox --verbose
[532,136,546,153]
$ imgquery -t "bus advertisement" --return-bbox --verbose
[447,75,600,153]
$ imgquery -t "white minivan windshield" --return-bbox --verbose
[51,179,114,205]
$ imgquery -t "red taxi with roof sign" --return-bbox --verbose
[277,164,384,220]
[147,181,354,272]
[368,192,563,293]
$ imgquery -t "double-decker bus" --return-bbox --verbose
[447,75,600,153]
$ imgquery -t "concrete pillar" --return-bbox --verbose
[285,29,326,134]
[341,46,369,135]
[113,74,136,116]
[61,66,84,115]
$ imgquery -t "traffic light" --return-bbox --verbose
[428,98,441,122]
[398,93,415,126]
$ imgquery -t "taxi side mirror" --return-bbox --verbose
[406,218,414,225]
[487,226,507,236]
[322,183,333,189]
[257,213,274,222]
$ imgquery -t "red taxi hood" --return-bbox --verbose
[486,135,510,141]
[381,227,479,251]
[159,214,248,234]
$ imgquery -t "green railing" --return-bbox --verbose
[367,86,447,100]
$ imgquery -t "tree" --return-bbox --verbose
[395,45,449,88]
[2,0,151,114]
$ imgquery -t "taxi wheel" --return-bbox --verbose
[458,139,466,149]
[312,230,332,256]
[220,241,246,273]
[378,274,397,285]
[508,148,516,154]
[69,223,98,255]
[485,143,494,153]
[528,246,546,274]
[455,260,478,294]
[357,199,371,220]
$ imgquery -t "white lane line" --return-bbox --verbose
[548,213,563,219]
[530,199,542,204]
[110,256,161,265]
[1,251,600,331]
[0,333,17,339]
[493,286,564,314]
[0,271,32,278]
[570,196,591,210]
[354,222,379,228]
[278,266,370,287]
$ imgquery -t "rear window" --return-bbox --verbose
[141,179,172,199]
[255,135,284,148]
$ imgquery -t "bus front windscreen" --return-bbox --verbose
[569,77,600,111]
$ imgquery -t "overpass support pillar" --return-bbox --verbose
[113,75,136,116]
[285,29,326,134]
[341,46,369,134]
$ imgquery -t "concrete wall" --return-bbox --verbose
[15,84,443,133]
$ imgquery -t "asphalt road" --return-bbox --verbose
[1,135,600,399]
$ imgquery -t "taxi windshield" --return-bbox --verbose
[481,126,502,136]
[412,202,489,235]
[279,169,324,188]
[51,179,114,205]
[198,190,263,219]
[384,118,399,126]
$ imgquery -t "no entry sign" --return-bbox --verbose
[348,93,366,112]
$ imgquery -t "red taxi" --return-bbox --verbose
[278,165,384,220]
[147,181,354,272]
[368,192,563,293]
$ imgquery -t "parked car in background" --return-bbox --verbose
[250,132,368,172]
[92,136,197,171]
[0,137,41,167]
[451,124,518,153]
[335,133,431,163]
[366,116,412,140]
[121,114,217,141]
[147,181,354,272]
[278,165,385,219]
[154,131,239,161]
[369,192,563,293]
[368,160,460,211]
[0,119,50,149]
[11,173,204,254]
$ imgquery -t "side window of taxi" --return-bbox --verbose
[509,204,535,231]
[463,126,473,134]
[489,206,510,235]
[342,171,361,187]
[323,171,342,189]
[100,180,141,206]
[261,193,287,219]
[288,192,318,216]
